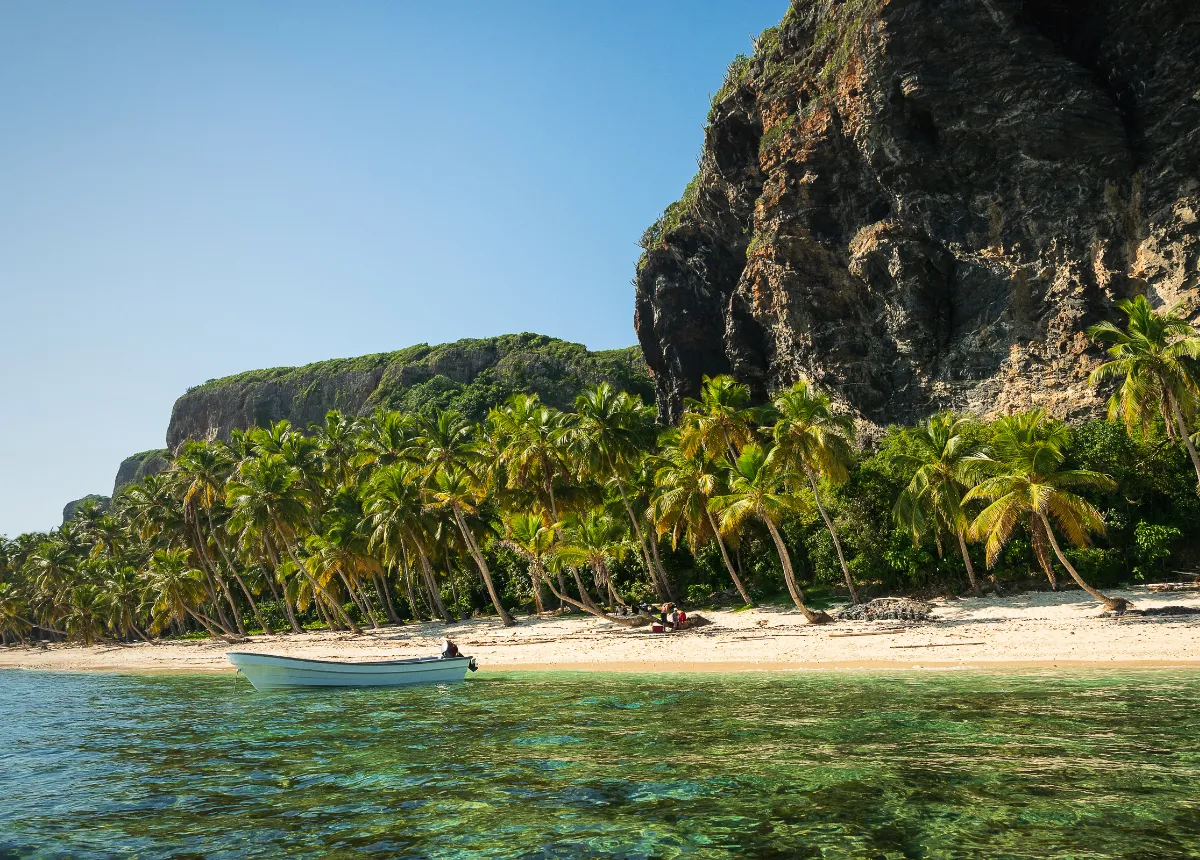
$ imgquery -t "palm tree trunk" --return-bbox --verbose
[339,571,378,630]
[540,571,642,627]
[705,509,754,605]
[264,539,304,633]
[804,465,859,604]
[570,566,602,612]
[189,515,245,634]
[528,566,546,615]
[452,508,516,626]
[556,572,568,609]
[398,549,424,621]
[613,477,671,602]
[415,545,453,623]
[1037,513,1128,612]
[1030,519,1059,589]
[274,521,362,634]
[1169,393,1200,492]
[376,572,402,624]
[956,529,982,597]
[206,510,271,634]
[763,518,831,624]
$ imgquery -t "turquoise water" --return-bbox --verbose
[2,669,1199,858]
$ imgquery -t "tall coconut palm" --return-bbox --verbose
[650,438,753,605]
[489,395,574,519]
[893,413,987,596]
[574,383,673,602]
[363,463,452,623]
[226,454,362,633]
[965,411,1127,611]
[174,441,268,634]
[709,444,831,624]
[680,375,761,466]
[1087,295,1200,491]
[424,467,516,626]
[771,379,860,603]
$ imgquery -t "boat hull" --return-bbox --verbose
[227,652,473,691]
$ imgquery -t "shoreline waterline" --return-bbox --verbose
[5,658,1200,676]
[2,587,1198,677]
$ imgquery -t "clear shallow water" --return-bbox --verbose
[2,669,1199,859]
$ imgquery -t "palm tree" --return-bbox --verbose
[1087,295,1200,491]
[103,566,153,643]
[424,467,516,626]
[965,411,1128,611]
[363,463,452,623]
[771,379,860,603]
[650,438,753,605]
[62,584,107,645]
[574,383,673,602]
[174,440,269,634]
[556,511,632,611]
[709,444,832,624]
[143,548,227,639]
[679,375,761,466]
[500,513,558,615]
[893,413,987,596]
[226,454,362,633]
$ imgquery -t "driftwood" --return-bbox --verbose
[828,628,910,637]
[890,641,984,649]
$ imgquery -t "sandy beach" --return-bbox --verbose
[2,587,1198,674]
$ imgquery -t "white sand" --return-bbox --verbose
[1,587,1198,674]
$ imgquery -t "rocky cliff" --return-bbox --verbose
[635,0,1199,424]
[167,333,652,448]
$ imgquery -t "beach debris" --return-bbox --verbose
[890,642,984,648]
[836,598,936,623]
[1107,605,1200,619]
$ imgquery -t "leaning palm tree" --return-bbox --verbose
[893,413,988,596]
[965,411,1128,611]
[650,438,753,605]
[424,467,516,626]
[771,379,861,603]
[709,444,832,624]
[1087,295,1200,491]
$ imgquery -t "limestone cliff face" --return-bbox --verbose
[635,0,1200,424]
[113,450,170,495]
[167,334,652,448]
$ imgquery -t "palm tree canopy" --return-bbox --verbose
[771,378,854,484]
[1087,295,1200,432]
[965,411,1116,566]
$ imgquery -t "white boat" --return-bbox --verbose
[227,651,477,691]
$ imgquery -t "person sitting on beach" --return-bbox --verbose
[440,638,460,659]
[672,607,687,631]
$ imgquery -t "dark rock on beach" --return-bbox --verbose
[838,597,936,622]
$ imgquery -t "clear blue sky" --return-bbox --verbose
[0,0,788,536]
